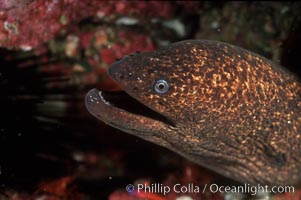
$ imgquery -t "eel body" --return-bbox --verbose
[85,40,301,186]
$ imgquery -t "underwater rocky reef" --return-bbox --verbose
[0,1,301,199]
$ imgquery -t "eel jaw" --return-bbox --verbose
[85,88,176,136]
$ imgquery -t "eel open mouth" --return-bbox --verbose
[85,88,175,128]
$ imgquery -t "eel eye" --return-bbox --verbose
[154,79,169,94]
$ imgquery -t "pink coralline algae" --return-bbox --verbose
[1,0,118,49]
[0,0,195,50]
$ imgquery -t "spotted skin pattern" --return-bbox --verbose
[86,40,301,186]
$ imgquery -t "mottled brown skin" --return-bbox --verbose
[86,40,301,186]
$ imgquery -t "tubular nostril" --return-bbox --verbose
[108,60,122,77]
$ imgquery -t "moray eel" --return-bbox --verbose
[85,40,301,186]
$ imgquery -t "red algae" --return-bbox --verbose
[0,1,191,49]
